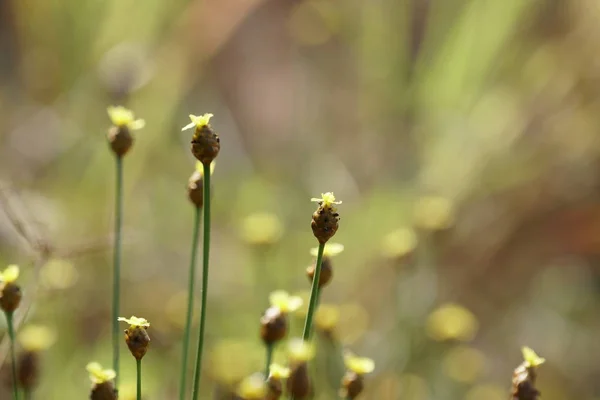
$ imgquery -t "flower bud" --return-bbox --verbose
[306,257,333,288]
[511,347,544,400]
[106,106,144,157]
[260,307,287,345]
[17,351,39,391]
[310,193,341,244]
[182,114,220,164]
[0,265,22,313]
[286,363,310,399]
[87,362,117,400]
[118,316,151,360]
[341,371,363,399]
[90,382,118,400]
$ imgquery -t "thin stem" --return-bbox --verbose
[23,390,31,400]
[191,162,212,400]
[136,358,142,400]
[179,206,202,400]
[5,312,18,400]
[302,242,325,340]
[264,343,274,378]
[112,155,124,388]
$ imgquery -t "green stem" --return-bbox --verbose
[191,162,212,400]
[302,242,325,340]
[179,206,202,400]
[264,343,274,378]
[136,358,142,400]
[5,312,18,400]
[112,155,123,388]
[23,390,31,400]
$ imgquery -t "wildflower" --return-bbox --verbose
[286,339,315,398]
[0,264,22,313]
[381,228,418,262]
[267,363,290,400]
[17,325,56,391]
[236,373,267,400]
[188,161,216,207]
[260,291,303,345]
[87,362,117,400]
[183,113,220,164]
[425,303,478,342]
[314,304,340,340]
[118,316,151,360]
[511,347,544,400]
[414,196,455,231]
[310,192,341,244]
[340,351,375,399]
[306,243,343,288]
[106,106,145,157]
[241,212,283,246]
[288,338,316,363]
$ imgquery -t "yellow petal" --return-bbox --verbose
[107,106,134,127]
[129,119,146,130]
[237,373,267,399]
[311,192,342,207]
[118,316,150,328]
[269,363,290,379]
[522,346,545,367]
[1,264,20,283]
[288,338,315,362]
[344,351,375,374]
[86,362,116,384]
[18,325,56,351]
[310,243,344,257]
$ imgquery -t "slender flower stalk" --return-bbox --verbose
[265,343,274,378]
[191,162,212,400]
[6,312,18,400]
[301,243,324,340]
[107,106,144,388]
[136,358,142,400]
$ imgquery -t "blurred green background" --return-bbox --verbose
[1,0,600,398]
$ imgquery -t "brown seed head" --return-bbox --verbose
[511,363,540,400]
[305,257,333,288]
[17,351,40,390]
[191,125,220,164]
[266,376,283,400]
[286,363,311,399]
[0,282,22,313]
[311,205,339,244]
[188,170,204,207]
[107,125,133,157]
[124,326,150,360]
[260,307,288,345]
[90,381,118,400]
[341,371,364,399]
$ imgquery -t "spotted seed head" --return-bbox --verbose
[310,193,341,244]
[188,161,215,207]
[106,106,144,157]
[183,113,220,164]
[0,265,21,313]
[118,316,151,360]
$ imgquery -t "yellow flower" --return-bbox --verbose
[311,192,342,208]
[310,243,344,257]
[344,351,375,375]
[381,228,418,259]
[118,316,150,328]
[86,362,116,384]
[18,324,56,352]
[269,363,291,379]
[522,346,545,368]
[414,196,455,231]
[314,304,340,332]
[288,338,315,362]
[107,106,145,130]
[426,303,478,342]
[237,373,267,399]
[269,290,303,313]
[195,160,216,176]
[241,212,283,245]
[182,113,214,131]
[0,265,19,283]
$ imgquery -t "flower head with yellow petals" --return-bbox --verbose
[19,324,56,352]
[182,113,214,131]
[86,362,116,384]
[288,338,315,362]
[269,291,303,314]
[310,243,344,258]
[311,192,342,209]
[107,106,145,130]
[241,212,283,246]
[269,363,291,380]
[344,351,375,375]
[522,346,545,368]
[0,265,19,283]
[236,373,267,400]
[118,316,150,328]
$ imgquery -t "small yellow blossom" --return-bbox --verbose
[269,290,303,313]
[414,196,455,231]
[118,316,150,328]
[0,265,19,283]
[107,106,145,130]
[182,113,214,131]
[381,228,418,259]
[241,212,283,245]
[344,351,375,375]
[86,362,116,384]
[310,243,344,257]
[237,373,267,399]
[311,192,342,208]
[522,346,545,368]
[269,363,291,379]
[426,303,478,342]
[18,324,56,352]
[195,160,216,176]
[288,338,315,362]
[314,304,340,332]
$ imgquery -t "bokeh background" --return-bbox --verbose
[1,0,600,398]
